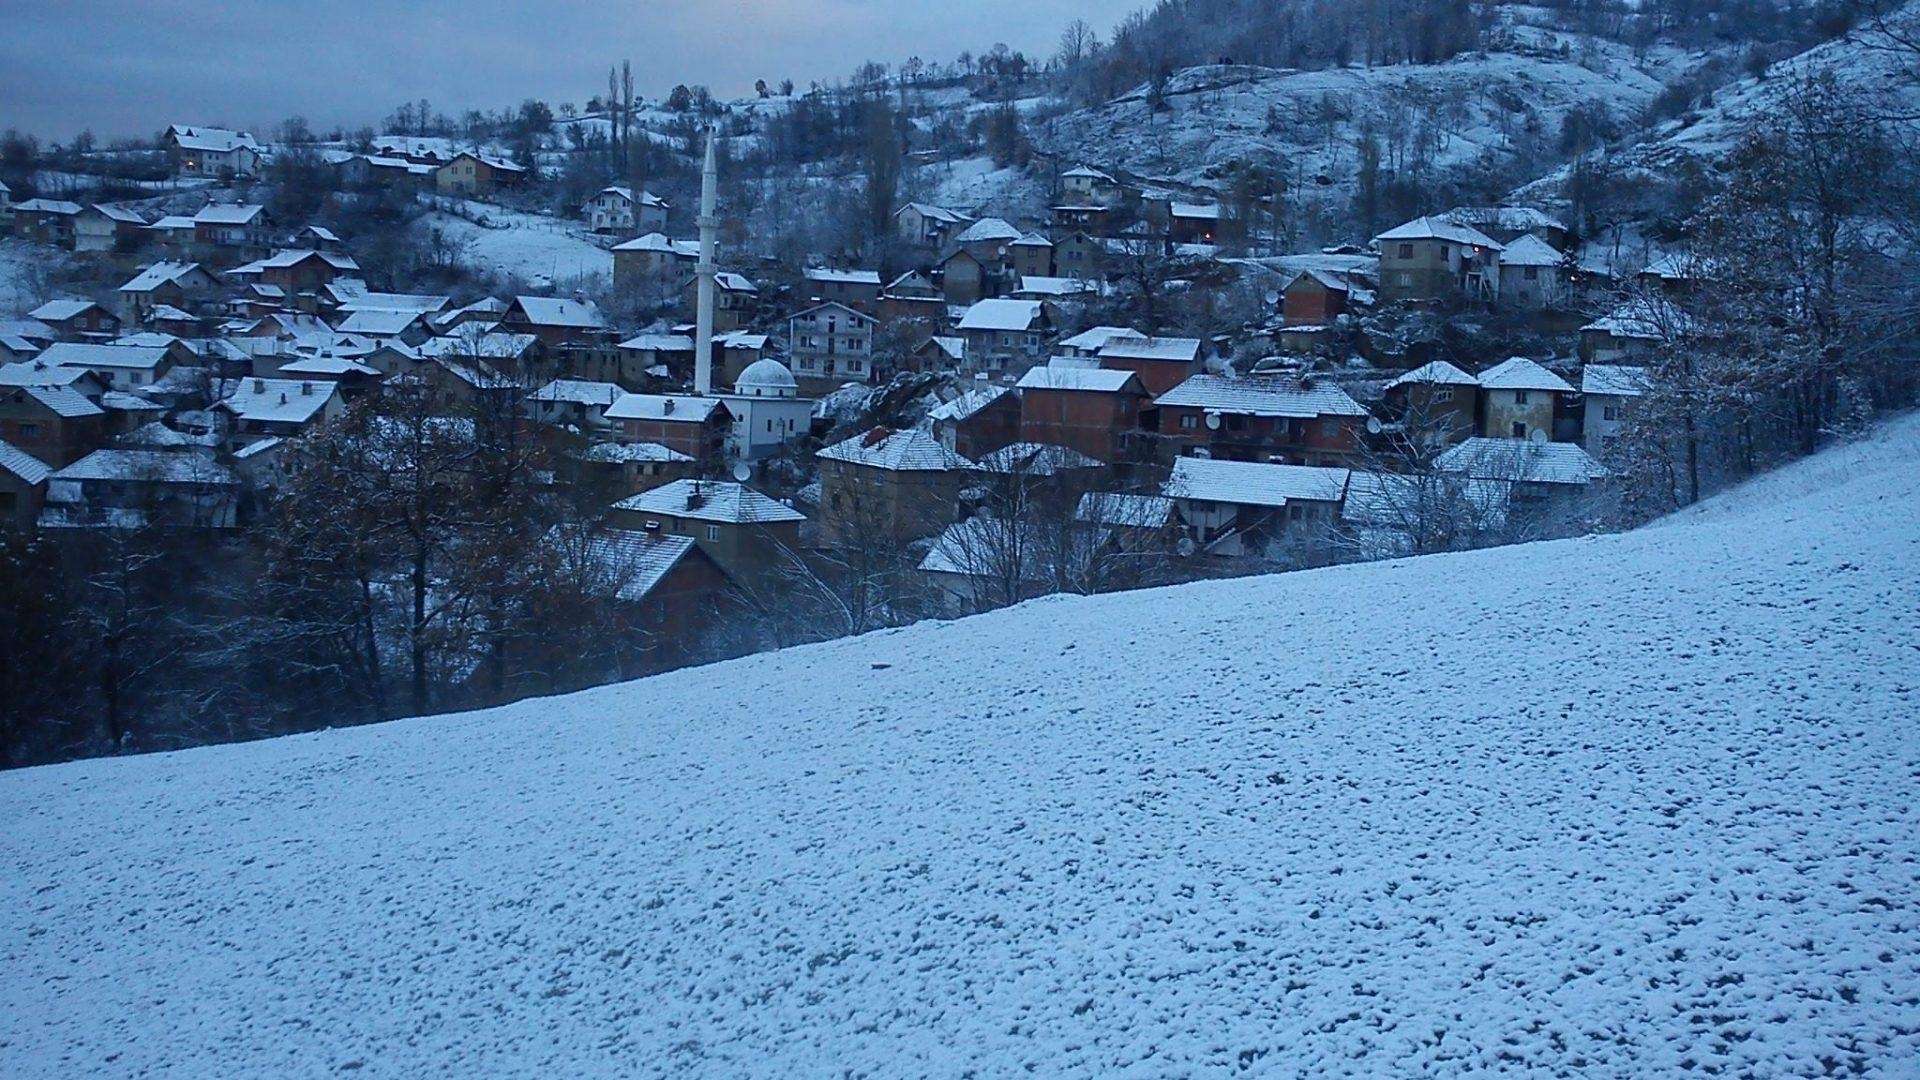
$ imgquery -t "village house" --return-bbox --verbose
[501,296,609,348]
[0,438,50,527]
[118,262,219,324]
[1580,365,1649,458]
[1578,299,1689,363]
[218,377,345,442]
[939,248,992,306]
[1164,456,1351,558]
[1056,326,1145,358]
[192,204,274,259]
[40,448,241,529]
[335,307,435,346]
[572,441,696,501]
[815,426,973,546]
[1051,231,1105,276]
[683,272,758,333]
[715,358,813,461]
[1009,233,1054,279]
[583,186,669,234]
[1014,366,1148,464]
[610,479,804,580]
[435,152,529,196]
[12,199,81,246]
[232,250,362,292]
[28,300,120,340]
[956,299,1052,378]
[801,268,883,311]
[1496,234,1567,309]
[335,154,435,189]
[1075,491,1178,555]
[953,217,1024,265]
[895,202,973,247]
[608,332,693,387]
[911,335,966,373]
[1374,216,1504,305]
[1153,373,1371,467]
[73,204,147,253]
[1474,357,1576,441]
[1437,206,1573,251]
[165,125,263,178]
[1434,437,1608,533]
[1096,335,1203,396]
[787,302,876,391]
[1382,360,1479,450]
[1168,202,1221,245]
[604,393,732,463]
[1059,165,1124,206]
[545,525,731,671]
[613,233,699,285]
[143,215,199,252]
[531,379,625,431]
[35,340,183,391]
[928,383,1021,459]
[1281,269,1369,327]
[0,385,106,467]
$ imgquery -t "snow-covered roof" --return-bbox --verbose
[250,249,361,272]
[52,449,237,485]
[612,233,699,256]
[278,356,381,377]
[7,385,103,418]
[579,442,693,465]
[146,215,196,231]
[614,479,804,524]
[533,379,624,406]
[88,204,146,225]
[1165,457,1349,507]
[973,442,1103,476]
[1097,336,1201,363]
[1375,216,1503,249]
[954,217,1022,245]
[1387,360,1478,389]
[192,204,265,226]
[37,342,171,371]
[1581,300,1692,341]
[618,333,695,352]
[1015,367,1140,393]
[926,384,1007,423]
[1581,365,1650,398]
[735,358,797,391]
[1156,374,1368,418]
[604,394,725,423]
[920,335,965,362]
[719,331,768,349]
[713,272,758,293]
[592,185,667,208]
[957,299,1044,333]
[1016,276,1095,297]
[804,268,882,286]
[562,528,701,602]
[28,300,103,323]
[413,333,538,361]
[1341,471,1511,529]
[15,199,81,215]
[339,291,450,316]
[511,296,607,329]
[1011,231,1053,248]
[337,310,424,337]
[120,261,207,293]
[1435,438,1609,485]
[1057,326,1146,353]
[100,391,166,413]
[1498,234,1562,268]
[167,125,260,153]
[917,518,1041,579]
[819,427,971,472]
[1170,202,1220,221]
[1062,165,1114,181]
[0,362,94,389]
[897,202,970,225]
[0,439,50,486]
[1074,491,1174,528]
[1476,357,1575,393]
[219,378,339,424]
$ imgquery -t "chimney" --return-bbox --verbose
[278,392,288,404]
[662,398,674,415]
[253,378,265,392]
[301,381,313,395]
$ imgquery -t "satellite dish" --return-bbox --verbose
[1204,411,1222,430]
[1176,536,1198,557]
[1263,290,1281,306]
[731,461,753,482]
[1366,416,1383,435]
[1528,428,1549,445]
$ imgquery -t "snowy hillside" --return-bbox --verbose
[3,415,1918,1076]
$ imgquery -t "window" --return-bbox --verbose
[1179,414,1198,430]
[1321,420,1340,437]
[1433,388,1453,404]
[1397,244,1413,259]
[1395,271,1413,288]
[1513,390,1530,404]
[706,525,720,541]
[1603,404,1621,422]
[1523,266,1539,281]
[17,422,40,438]
[1512,422,1528,438]
[129,373,143,385]
[1289,505,1304,521]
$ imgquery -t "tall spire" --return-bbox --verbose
[694,125,719,398]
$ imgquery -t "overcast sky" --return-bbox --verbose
[0,0,1143,142]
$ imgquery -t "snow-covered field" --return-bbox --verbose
[415,203,610,288]
[3,416,1918,1076]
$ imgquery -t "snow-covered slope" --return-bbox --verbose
[5,417,1919,1077]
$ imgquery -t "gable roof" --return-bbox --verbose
[510,296,606,329]
[1156,374,1368,418]
[1435,438,1609,485]
[8,385,105,418]
[337,309,426,336]
[51,448,237,485]
[28,300,105,323]
[897,202,971,225]
[167,125,260,154]
[1438,206,1567,235]
[1015,367,1141,394]
[120,261,210,293]
[614,479,804,524]
[532,379,625,406]
[192,204,266,226]
[1166,457,1350,507]
[1375,216,1503,249]
[1057,326,1146,353]
[557,527,703,602]
[15,199,82,215]
[1387,360,1478,389]
[954,217,1022,245]
[0,361,97,389]
[818,427,972,471]
[36,342,171,371]
[973,442,1104,475]
[926,384,1007,422]
[1097,336,1201,363]
[613,233,700,256]
[1074,491,1175,528]
[1581,365,1650,398]
[1498,234,1563,268]
[218,378,341,424]
[1476,357,1575,393]
[803,268,882,286]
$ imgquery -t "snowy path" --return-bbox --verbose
[2,418,1917,1077]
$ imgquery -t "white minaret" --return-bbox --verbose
[694,125,719,398]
